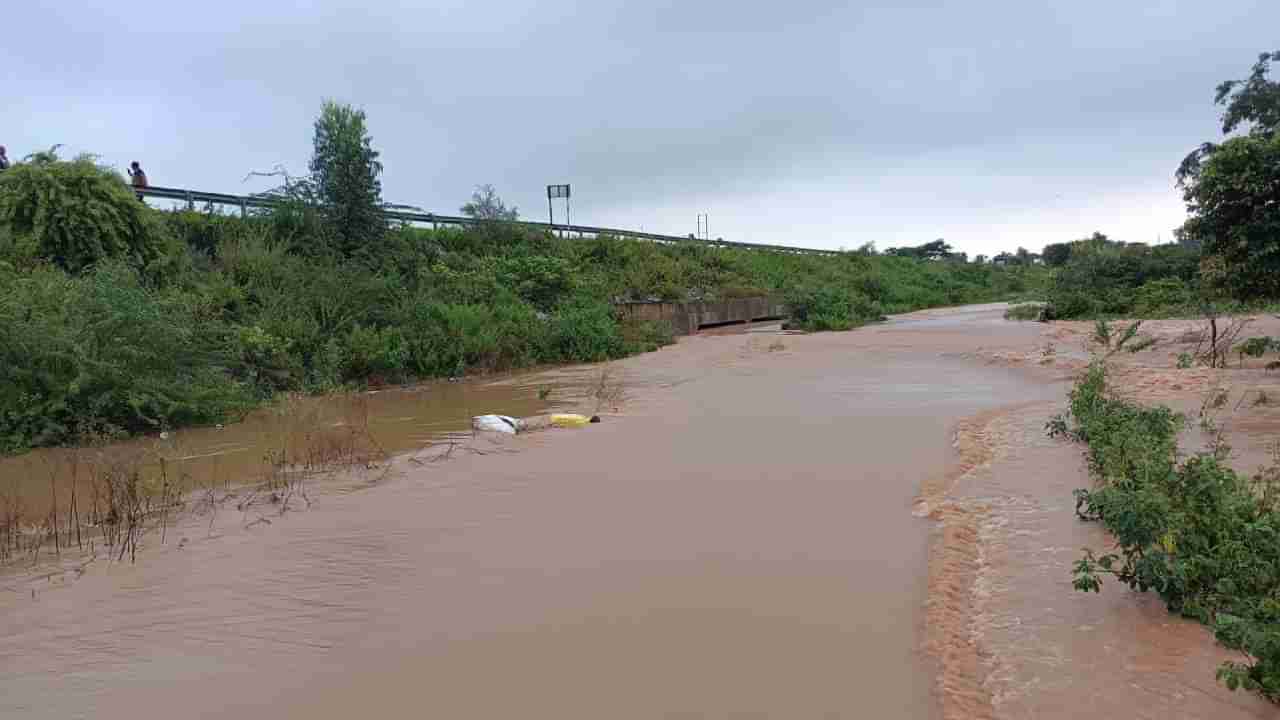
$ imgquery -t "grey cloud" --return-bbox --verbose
[4,0,1279,255]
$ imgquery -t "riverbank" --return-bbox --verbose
[938,311,1280,718]
[3,304,1274,718]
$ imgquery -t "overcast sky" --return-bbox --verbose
[6,1,1277,255]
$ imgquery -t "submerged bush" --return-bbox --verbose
[1004,303,1044,321]
[784,285,884,331]
[1055,363,1280,702]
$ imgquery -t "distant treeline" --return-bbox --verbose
[1033,51,1280,320]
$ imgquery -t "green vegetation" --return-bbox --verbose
[308,99,386,257]
[1040,51,1280,321]
[0,104,1044,453]
[1178,51,1280,301]
[0,148,172,274]
[1051,364,1280,702]
[1004,302,1045,321]
[1041,233,1201,319]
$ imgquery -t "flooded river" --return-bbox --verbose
[1,305,1272,718]
[0,371,572,525]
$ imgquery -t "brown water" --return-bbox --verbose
[2,305,1271,718]
[0,371,578,528]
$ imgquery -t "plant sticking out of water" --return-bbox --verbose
[1039,340,1057,364]
[590,365,626,414]
[1054,361,1280,703]
[1092,319,1144,356]
[1125,334,1158,353]
[1237,336,1278,367]
[1003,302,1044,321]
[1,391,392,571]
[248,391,389,517]
[1193,311,1252,368]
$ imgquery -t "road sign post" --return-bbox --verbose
[547,184,570,234]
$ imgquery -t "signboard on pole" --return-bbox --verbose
[547,184,571,228]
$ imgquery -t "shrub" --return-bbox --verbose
[1133,277,1195,316]
[621,318,676,354]
[784,285,882,331]
[0,152,165,273]
[1056,363,1280,703]
[1238,336,1277,360]
[545,298,626,363]
[0,262,252,452]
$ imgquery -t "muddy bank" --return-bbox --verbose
[937,312,1279,719]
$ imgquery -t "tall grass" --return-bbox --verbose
[0,391,388,568]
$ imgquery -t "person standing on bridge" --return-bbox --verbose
[127,160,148,200]
[0,146,10,171]
[127,161,148,188]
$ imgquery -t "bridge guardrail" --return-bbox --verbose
[138,185,842,257]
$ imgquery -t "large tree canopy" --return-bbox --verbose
[1178,51,1280,184]
[1177,51,1280,300]
[1181,133,1280,298]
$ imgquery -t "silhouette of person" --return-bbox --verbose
[127,161,148,188]
[0,146,10,171]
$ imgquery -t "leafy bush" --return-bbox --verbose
[1045,235,1200,319]
[1133,277,1196,316]
[0,262,252,452]
[784,285,884,331]
[0,152,165,273]
[1054,363,1280,702]
[545,298,626,363]
[621,318,676,354]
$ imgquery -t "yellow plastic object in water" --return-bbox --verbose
[549,413,597,428]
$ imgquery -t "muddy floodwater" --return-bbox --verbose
[0,370,575,524]
[2,305,1275,718]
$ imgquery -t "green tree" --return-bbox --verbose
[1177,51,1280,300]
[461,184,519,221]
[887,238,952,260]
[0,149,164,273]
[1181,133,1280,298]
[1042,242,1072,267]
[309,100,386,256]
